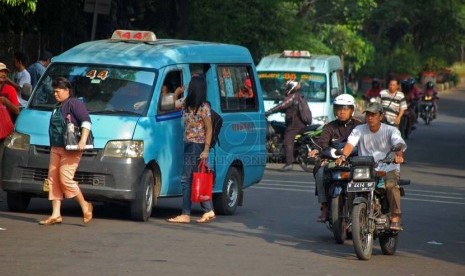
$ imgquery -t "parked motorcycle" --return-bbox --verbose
[419,95,436,125]
[346,145,410,260]
[265,119,322,170]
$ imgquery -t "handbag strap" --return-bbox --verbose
[197,159,210,173]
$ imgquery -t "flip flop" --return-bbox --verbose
[167,215,190,224]
[390,221,403,231]
[317,215,329,223]
[196,216,216,223]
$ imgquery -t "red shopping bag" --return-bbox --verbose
[191,160,214,203]
[0,105,14,139]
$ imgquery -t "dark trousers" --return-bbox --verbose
[283,127,300,165]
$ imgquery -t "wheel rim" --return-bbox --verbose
[359,206,373,254]
[226,178,238,207]
[145,182,154,213]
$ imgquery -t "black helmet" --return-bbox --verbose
[372,78,380,87]
[426,81,434,89]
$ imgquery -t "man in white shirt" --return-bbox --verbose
[336,102,407,231]
[9,51,31,107]
[379,79,407,127]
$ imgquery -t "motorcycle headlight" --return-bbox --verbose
[352,167,372,180]
[4,132,30,151]
[103,140,144,158]
[425,95,432,101]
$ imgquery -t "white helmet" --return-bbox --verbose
[284,80,300,95]
[334,94,356,108]
[333,94,356,117]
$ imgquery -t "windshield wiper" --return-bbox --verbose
[90,110,141,116]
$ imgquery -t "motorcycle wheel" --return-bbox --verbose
[379,233,399,255]
[352,203,374,260]
[331,195,347,244]
[425,110,430,125]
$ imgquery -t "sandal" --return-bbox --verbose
[317,215,329,223]
[39,216,63,225]
[196,215,216,223]
[390,221,403,231]
[167,215,190,224]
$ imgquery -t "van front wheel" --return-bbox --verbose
[213,167,242,215]
[130,169,154,221]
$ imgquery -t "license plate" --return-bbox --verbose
[347,182,375,192]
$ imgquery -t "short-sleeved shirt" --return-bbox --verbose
[379,89,407,124]
[182,102,211,143]
[1,83,20,118]
[27,62,46,87]
[347,123,407,173]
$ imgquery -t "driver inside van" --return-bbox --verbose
[108,82,149,112]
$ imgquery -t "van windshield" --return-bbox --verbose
[258,72,327,102]
[29,64,157,116]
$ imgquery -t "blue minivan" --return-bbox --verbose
[1,30,266,221]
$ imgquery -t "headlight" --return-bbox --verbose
[103,140,144,158]
[352,167,372,180]
[4,132,30,150]
[313,116,329,125]
[425,95,432,101]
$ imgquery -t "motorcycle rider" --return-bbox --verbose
[401,77,421,125]
[309,94,362,222]
[420,81,439,118]
[364,78,381,101]
[265,80,306,171]
[335,102,407,231]
[379,79,408,128]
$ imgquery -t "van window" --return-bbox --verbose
[330,69,344,100]
[258,72,327,102]
[217,65,258,112]
[29,64,156,116]
[158,69,183,114]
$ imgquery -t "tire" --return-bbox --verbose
[130,169,155,221]
[425,110,430,125]
[379,233,399,255]
[352,202,374,260]
[7,192,31,212]
[213,166,242,215]
[331,195,347,244]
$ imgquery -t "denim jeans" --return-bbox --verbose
[181,142,213,215]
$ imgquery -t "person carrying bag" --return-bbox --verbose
[191,160,214,203]
[38,77,94,225]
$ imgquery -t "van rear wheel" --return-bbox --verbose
[7,192,31,212]
[130,169,155,221]
[213,167,242,215]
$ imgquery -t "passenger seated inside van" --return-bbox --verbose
[108,82,150,113]
[236,78,254,99]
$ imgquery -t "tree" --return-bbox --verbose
[1,0,36,12]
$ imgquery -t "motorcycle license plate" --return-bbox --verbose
[347,182,376,192]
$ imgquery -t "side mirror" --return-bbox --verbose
[160,94,175,111]
[330,88,339,97]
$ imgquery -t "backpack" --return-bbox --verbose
[296,94,312,125]
[207,102,223,148]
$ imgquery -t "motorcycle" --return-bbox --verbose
[419,95,436,125]
[346,145,410,260]
[266,119,322,171]
[398,103,416,139]
[316,146,355,244]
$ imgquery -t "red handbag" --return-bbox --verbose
[191,160,214,203]
[0,105,14,139]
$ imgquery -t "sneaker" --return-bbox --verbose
[281,164,293,171]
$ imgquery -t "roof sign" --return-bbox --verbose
[111,30,157,42]
[281,50,311,58]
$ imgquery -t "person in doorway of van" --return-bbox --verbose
[27,50,53,87]
[167,75,216,224]
[265,80,305,171]
[38,77,93,225]
[379,79,407,127]
[0,62,20,121]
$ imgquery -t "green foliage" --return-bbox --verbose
[1,0,36,12]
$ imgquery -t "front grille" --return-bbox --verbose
[22,168,106,186]
[34,146,98,157]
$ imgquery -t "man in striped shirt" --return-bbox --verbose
[379,79,407,127]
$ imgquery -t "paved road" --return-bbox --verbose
[1,85,465,275]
